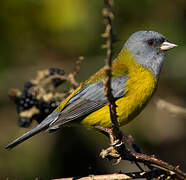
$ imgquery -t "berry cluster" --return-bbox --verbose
[10,68,66,128]
[34,98,57,123]
[49,68,66,87]
[17,90,37,113]
[18,98,58,127]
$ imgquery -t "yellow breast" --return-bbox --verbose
[81,49,157,127]
[116,64,157,126]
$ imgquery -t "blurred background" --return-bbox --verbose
[0,0,186,179]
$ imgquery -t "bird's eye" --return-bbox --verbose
[147,39,155,46]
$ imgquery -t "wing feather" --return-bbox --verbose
[48,75,128,130]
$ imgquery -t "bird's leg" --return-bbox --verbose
[94,125,123,146]
[94,126,114,143]
[94,125,137,153]
[95,126,147,171]
[94,126,122,163]
[117,131,148,171]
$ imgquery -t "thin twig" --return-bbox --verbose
[156,98,186,116]
[129,152,186,180]
[100,138,186,180]
[68,56,84,87]
[103,0,121,141]
[52,169,167,180]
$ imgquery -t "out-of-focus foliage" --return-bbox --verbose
[0,0,186,179]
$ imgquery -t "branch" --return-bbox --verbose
[129,152,186,179]
[100,131,186,180]
[102,0,121,141]
[52,169,167,180]
[156,98,186,116]
[68,56,84,87]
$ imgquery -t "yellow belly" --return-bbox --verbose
[80,64,157,128]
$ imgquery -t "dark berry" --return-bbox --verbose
[35,98,57,120]
[24,81,34,91]
[57,69,65,76]
[49,99,57,108]
[36,99,45,109]
[21,93,26,99]
[17,106,24,113]
[49,68,65,76]
[17,92,37,110]
[49,68,57,75]
[18,117,32,128]
[26,92,32,98]
[23,103,29,108]
[50,102,56,108]
[44,108,50,114]
[29,100,36,105]
[25,98,30,102]
[52,78,63,87]
[19,100,24,105]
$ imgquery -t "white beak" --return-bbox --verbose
[159,41,178,51]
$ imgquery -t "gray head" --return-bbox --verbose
[124,31,177,78]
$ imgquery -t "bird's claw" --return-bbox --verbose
[111,139,124,148]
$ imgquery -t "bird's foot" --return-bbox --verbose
[111,139,123,147]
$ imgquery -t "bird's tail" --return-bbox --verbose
[5,113,59,150]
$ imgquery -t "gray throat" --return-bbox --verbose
[124,42,166,78]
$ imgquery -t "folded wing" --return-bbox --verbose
[48,75,128,130]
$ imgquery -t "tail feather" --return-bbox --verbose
[5,113,60,150]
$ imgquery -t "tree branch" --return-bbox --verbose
[52,169,167,180]
[100,130,186,180]
[156,98,186,116]
[102,0,121,142]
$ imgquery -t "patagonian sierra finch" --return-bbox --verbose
[6,31,177,150]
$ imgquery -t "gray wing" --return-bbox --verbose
[48,75,128,130]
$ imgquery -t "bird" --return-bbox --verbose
[6,30,177,150]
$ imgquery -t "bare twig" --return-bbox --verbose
[102,0,121,142]
[129,152,186,180]
[156,98,186,116]
[101,0,149,174]
[52,170,167,180]
[100,135,186,180]
[68,56,84,87]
